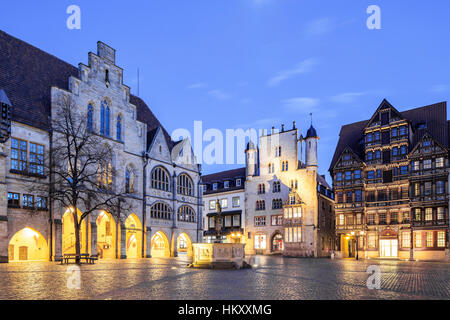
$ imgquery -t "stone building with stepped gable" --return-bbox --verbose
[0,30,202,263]
[244,123,335,257]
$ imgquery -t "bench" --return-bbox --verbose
[61,253,98,264]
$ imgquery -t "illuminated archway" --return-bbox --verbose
[96,211,116,259]
[151,231,170,258]
[125,214,142,259]
[8,228,48,262]
[177,233,193,257]
[62,208,88,254]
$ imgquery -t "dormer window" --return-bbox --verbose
[203,185,207,192]
[423,140,431,147]
[366,133,373,142]
[213,183,218,191]
[236,179,242,187]
[417,122,427,130]
[399,126,407,136]
[343,154,351,161]
[224,181,230,188]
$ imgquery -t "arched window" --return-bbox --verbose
[256,200,266,211]
[105,104,110,137]
[178,206,195,222]
[150,202,172,220]
[282,161,289,172]
[116,115,122,141]
[125,167,135,194]
[100,103,105,135]
[98,161,113,190]
[87,104,93,131]
[258,184,265,194]
[151,167,170,191]
[100,101,110,136]
[177,173,193,196]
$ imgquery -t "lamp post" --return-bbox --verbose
[356,230,365,260]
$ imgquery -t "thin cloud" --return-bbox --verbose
[268,58,318,87]
[282,97,320,113]
[187,82,207,89]
[208,89,231,100]
[330,92,366,103]
[305,18,336,36]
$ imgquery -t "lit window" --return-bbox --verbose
[209,200,216,210]
[254,234,266,249]
[414,208,421,221]
[213,183,218,190]
[423,159,432,170]
[415,233,422,248]
[425,208,433,221]
[411,161,420,171]
[254,216,266,227]
[426,232,433,247]
[125,168,135,194]
[368,234,376,248]
[236,179,241,187]
[436,157,444,168]
[220,198,228,209]
[437,207,445,220]
[437,232,445,247]
[402,232,410,248]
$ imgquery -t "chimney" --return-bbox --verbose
[271,126,275,134]
[293,121,296,129]
[281,124,285,132]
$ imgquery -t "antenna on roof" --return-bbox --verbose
[310,113,313,126]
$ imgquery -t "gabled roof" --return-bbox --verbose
[0,29,172,148]
[329,100,448,172]
[202,167,246,184]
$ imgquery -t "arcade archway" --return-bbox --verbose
[96,211,116,259]
[151,231,170,258]
[177,233,193,257]
[62,208,88,254]
[8,228,49,262]
[125,214,142,259]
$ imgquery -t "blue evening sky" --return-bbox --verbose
[1,0,450,181]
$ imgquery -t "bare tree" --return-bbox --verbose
[30,95,131,264]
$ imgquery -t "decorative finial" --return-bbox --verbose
[310,113,313,126]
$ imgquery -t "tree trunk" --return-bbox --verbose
[74,211,81,264]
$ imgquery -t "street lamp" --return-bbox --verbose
[356,230,365,260]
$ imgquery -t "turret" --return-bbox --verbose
[245,141,257,177]
[305,124,319,168]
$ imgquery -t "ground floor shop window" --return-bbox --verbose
[286,227,301,243]
[254,234,266,249]
[402,232,410,248]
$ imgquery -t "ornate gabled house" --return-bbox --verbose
[330,99,450,261]
[0,30,202,263]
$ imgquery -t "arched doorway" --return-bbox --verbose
[272,233,284,253]
[151,231,170,257]
[177,233,193,257]
[96,211,116,259]
[62,208,88,254]
[8,228,49,262]
[125,214,142,259]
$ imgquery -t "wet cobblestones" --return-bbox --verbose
[0,256,448,300]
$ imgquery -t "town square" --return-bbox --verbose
[0,1,449,304]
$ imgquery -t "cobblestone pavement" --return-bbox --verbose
[0,256,448,300]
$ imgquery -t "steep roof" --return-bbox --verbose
[329,101,448,172]
[202,167,246,183]
[0,29,172,147]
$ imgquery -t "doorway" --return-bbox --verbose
[379,239,398,258]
